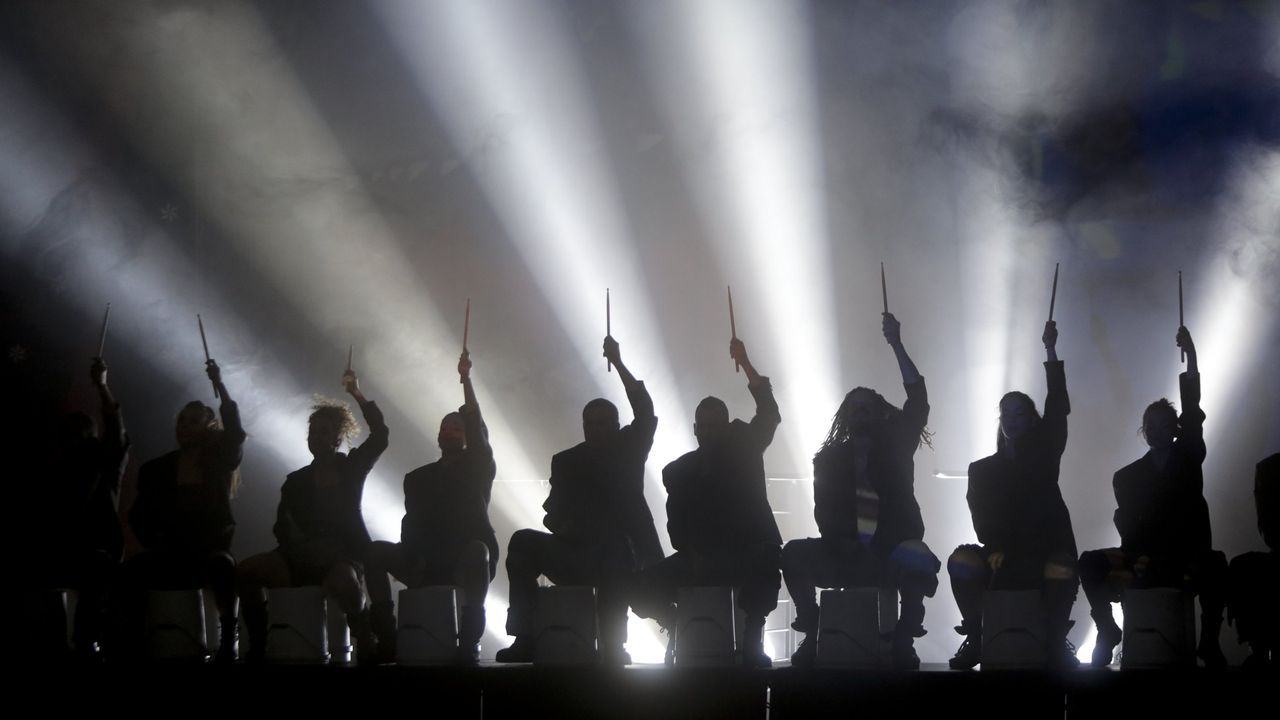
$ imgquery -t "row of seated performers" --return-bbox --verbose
[21,317,1277,669]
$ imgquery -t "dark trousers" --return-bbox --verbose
[1227,551,1278,648]
[26,548,118,654]
[632,542,781,624]
[504,529,634,649]
[1078,547,1227,630]
[114,549,237,657]
[948,543,1078,638]
[782,536,939,635]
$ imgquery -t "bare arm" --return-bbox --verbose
[883,313,921,386]
[459,351,478,409]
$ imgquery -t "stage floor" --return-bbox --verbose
[17,661,1273,719]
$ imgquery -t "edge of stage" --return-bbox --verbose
[14,661,1272,719]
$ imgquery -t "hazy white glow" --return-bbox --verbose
[1189,149,1279,449]
[376,0,693,511]
[0,59,414,536]
[629,0,840,473]
[377,0,695,660]
[51,1,553,536]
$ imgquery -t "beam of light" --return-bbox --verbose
[1184,148,1278,449]
[626,0,840,477]
[1183,148,1279,535]
[0,56,410,537]
[374,0,693,498]
[376,0,699,661]
[36,1,555,541]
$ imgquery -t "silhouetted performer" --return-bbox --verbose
[495,336,662,665]
[27,357,129,660]
[1228,453,1278,668]
[366,351,496,664]
[632,338,781,668]
[948,321,1079,670]
[121,359,245,662]
[236,369,388,664]
[1079,327,1227,667]
[782,313,938,669]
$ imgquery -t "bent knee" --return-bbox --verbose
[893,540,940,574]
[1043,562,1077,581]
[948,545,985,579]
[461,540,490,567]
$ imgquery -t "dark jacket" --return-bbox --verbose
[813,378,929,555]
[46,398,130,558]
[664,379,782,555]
[1113,372,1211,559]
[131,400,245,554]
[274,400,388,568]
[402,402,498,562]
[967,361,1076,558]
[542,380,664,568]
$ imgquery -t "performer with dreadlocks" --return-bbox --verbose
[236,366,388,663]
[947,320,1079,670]
[781,312,937,669]
[1079,325,1227,667]
[122,358,245,662]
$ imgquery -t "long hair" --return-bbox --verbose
[994,391,1040,453]
[179,400,243,498]
[818,387,933,456]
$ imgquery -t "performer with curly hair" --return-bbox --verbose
[236,365,388,663]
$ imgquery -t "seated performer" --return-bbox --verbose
[1228,453,1278,669]
[123,358,244,662]
[366,350,497,664]
[633,337,782,668]
[29,357,129,660]
[236,367,388,663]
[1079,325,1227,667]
[782,312,938,669]
[948,320,1079,670]
[496,336,663,665]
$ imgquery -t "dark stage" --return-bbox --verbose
[17,662,1271,719]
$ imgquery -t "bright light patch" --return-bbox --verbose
[628,0,840,473]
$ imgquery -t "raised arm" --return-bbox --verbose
[344,369,389,473]
[458,351,496,492]
[731,338,781,449]
[604,335,656,431]
[206,359,246,471]
[883,313,921,386]
[884,313,928,434]
[1041,321,1069,456]
[1176,326,1205,465]
[91,357,129,487]
[459,350,478,409]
